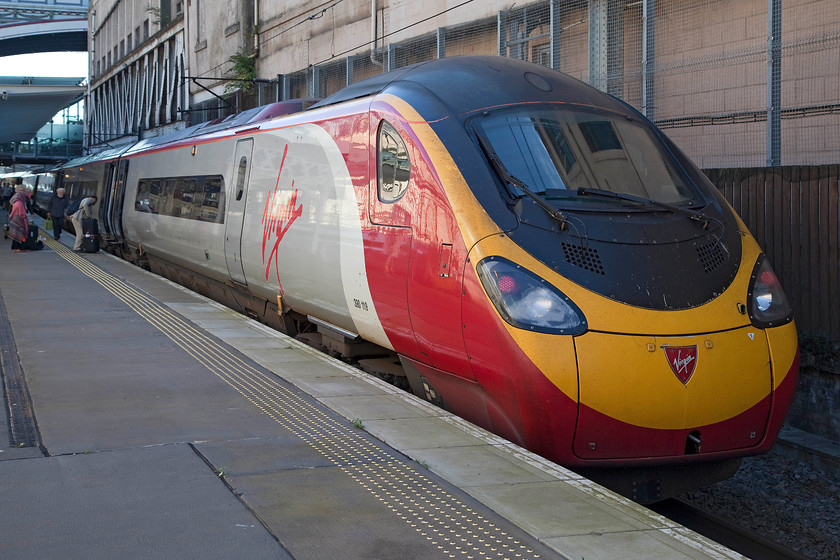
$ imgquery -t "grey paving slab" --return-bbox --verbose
[363,415,488,450]
[287,369,394,397]
[187,317,256,331]
[224,340,322,365]
[467,480,658,537]
[0,447,42,461]
[318,393,434,421]
[397,443,560,487]
[195,436,337,475]
[0,444,286,560]
[228,464,449,559]
[548,528,717,560]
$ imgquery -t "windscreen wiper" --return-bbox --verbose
[477,135,568,230]
[577,187,716,229]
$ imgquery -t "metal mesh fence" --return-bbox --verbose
[198,0,839,168]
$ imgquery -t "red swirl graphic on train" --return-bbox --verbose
[262,144,303,290]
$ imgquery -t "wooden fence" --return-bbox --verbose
[704,166,840,343]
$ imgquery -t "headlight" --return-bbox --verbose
[476,256,587,335]
[747,255,793,328]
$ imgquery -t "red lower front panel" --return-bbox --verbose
[573,350,799,463]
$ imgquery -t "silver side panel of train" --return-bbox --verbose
[120,123,392,349]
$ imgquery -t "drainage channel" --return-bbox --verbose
[0,287,44,453]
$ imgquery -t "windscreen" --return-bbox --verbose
[474,106,698,207]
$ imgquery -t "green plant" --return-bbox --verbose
[225,51,257,94]
[352,418,364,429]
[216,466,228,478]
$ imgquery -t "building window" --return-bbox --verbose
[195,0,203,41]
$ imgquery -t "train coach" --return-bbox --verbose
[23,170,58,217]
[57,56,799,502]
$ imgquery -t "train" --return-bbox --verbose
[48,56,799,502]
[1,169,57,214]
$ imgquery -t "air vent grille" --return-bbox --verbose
[696,240,728,273]
[561,242,605,275]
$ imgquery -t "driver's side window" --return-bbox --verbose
[377,121,410,203]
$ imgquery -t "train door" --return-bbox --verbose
[101,159,129,242]
[224,139,254,285]
[367,116,419,356]
[99,163,116,238]
[370,114,474,380]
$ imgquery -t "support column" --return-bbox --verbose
[767,0,781,166]
[589,0,608,91]
[642,0,656,120]
[282,74,291,101]
[387,44,395,71]
[309,65,320,98]
[589,0,623,96]
[497,11,505,56]
[550,0,561,71]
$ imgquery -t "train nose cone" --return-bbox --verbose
[571,328,773,460]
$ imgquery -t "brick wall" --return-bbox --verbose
[787,352,840,443]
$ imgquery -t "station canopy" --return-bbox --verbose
[0,76,85,143]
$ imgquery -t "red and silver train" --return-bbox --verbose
[55,56,798,501]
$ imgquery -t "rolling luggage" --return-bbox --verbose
[22,224,44,251]
[81,218,100,253]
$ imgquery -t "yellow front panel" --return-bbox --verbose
[766,322,799,389]
[575,328,772,429]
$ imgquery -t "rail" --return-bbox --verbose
[651,498,814,560]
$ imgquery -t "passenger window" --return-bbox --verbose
[377,121,410,203]
[132,175,225,222]
[236,156,247,201]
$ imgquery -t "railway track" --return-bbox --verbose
[650,498,814,560]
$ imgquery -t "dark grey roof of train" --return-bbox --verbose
[308,56,630,118]
[308,61,433,109]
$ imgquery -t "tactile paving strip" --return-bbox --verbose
[46,238,550,560]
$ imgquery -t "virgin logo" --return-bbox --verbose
[663,346,698,385]
[262,144,303,289]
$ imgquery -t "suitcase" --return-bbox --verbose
[81,218,100,253]
[22,224,44,250]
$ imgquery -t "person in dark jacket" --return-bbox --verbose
[48,188,70,240]
[1,184,13,211]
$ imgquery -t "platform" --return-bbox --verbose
[0,214,745,560]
